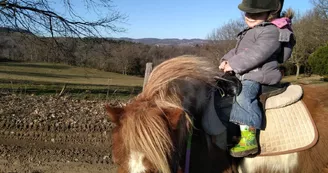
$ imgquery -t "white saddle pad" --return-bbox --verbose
[259,99,318,156]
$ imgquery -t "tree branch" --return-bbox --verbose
[0,0,126,38]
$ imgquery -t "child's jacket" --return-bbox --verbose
[222,21,294,85]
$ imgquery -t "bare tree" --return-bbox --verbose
[311,0,328,40]
[311,0,328,19]
[208,18,245,41]
[0,0,125,37]
[207,18,245,60]
[291,8,328,77]
[111,43,140,75]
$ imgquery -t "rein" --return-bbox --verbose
[184,124,193,173]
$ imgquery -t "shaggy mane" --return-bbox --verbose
[122,55,220,173]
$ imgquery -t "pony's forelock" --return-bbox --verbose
[122,55,220,173]
[122,101,173,173]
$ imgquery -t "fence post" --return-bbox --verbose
[143,62,153,91]
[58,83,67,97]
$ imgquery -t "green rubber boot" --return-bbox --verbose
[230,125,258,157]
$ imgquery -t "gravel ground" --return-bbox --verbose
[0,94,119,173]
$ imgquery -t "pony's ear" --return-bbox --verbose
[105,104,124,124]
[164,107,184,130]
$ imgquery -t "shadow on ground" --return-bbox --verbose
[0,70,87,79]
[0,62,70,70]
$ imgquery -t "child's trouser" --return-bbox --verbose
[229,80,262,129]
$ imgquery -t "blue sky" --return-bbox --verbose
[54,0,313,39]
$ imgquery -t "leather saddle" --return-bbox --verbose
[215,72,289,108]
[202,73,289,149]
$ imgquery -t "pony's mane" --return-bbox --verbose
[122,55,220,173]
[143,55,219,103]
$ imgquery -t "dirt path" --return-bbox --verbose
[0,94,117,173]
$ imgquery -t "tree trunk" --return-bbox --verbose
[123,66,127,75]
[296,63,301,78]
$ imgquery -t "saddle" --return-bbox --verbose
[202,75,318,156]
[260,83,289,109]
[259,84,318,156]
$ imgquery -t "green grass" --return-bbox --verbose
[0,62,144,100]
[0,62,143,86]
[5,62,326,100]
[282,74,326,84]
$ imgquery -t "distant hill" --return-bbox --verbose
[0,27,33,35]
[113,37,209,46]
[0,27,207,46]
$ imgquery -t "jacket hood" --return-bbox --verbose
[271,17,292,30]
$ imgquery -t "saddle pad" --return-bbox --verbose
[265,85,303,109]
[259,100,318,156]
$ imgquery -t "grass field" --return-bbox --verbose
[0,62,144,100]
[282,74,326,84]
[1,61,326,100]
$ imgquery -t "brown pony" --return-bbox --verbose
[106,55,328,173]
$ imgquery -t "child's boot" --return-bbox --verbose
[230,125,258,157]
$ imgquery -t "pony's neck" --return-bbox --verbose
[177,79,212,122]
[168,79,212,172]
[169,110,189,172]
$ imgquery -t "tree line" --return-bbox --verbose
[1,0,327,77]
[0,32,233,76]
